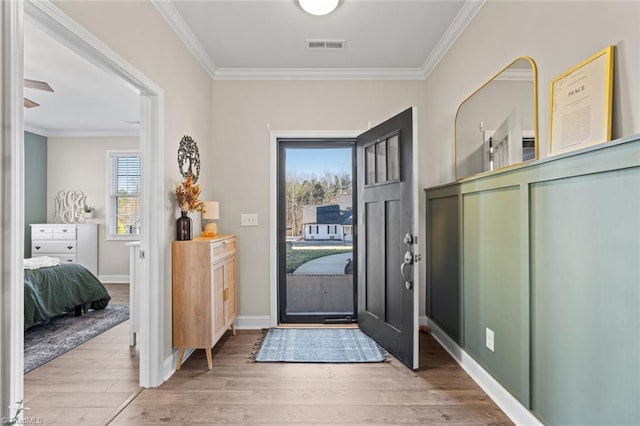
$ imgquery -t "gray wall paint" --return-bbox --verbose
[426,136,640,425]
[24,131,48,258]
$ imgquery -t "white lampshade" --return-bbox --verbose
[201,201,220,220]
[298,0,339,16]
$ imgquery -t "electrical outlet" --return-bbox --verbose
[486,328,495,352]
[241,213,258,227]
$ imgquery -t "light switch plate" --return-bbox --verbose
[486,328,495,352]
[241,213,258,227]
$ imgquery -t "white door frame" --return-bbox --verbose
[268,130,361,327]
[2,0,166,416]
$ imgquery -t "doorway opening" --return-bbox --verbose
[277,139,357,324]
[2,2,166,414]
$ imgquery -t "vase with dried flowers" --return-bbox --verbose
[174,174,204,241]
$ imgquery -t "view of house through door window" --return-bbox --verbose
[278,141,356,323]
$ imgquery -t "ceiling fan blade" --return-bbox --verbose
[24,79,54,92]
[24,98,40,108]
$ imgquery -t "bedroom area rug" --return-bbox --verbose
[254,328,387,363]
[24,304,129,373]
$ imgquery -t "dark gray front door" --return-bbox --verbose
[357,107,418,369]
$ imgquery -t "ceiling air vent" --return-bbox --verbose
[306,39,345,50]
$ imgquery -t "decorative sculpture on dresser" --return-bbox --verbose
[52,190,86,223]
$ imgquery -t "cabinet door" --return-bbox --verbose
[223,256,237,325]
[212,261,226,337]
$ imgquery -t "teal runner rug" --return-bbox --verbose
[255,328,387,363]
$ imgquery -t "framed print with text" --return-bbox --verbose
[549,46,614,155]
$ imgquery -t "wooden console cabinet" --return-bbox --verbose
[172,235,237,370]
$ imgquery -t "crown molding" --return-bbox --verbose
[24,123,139,138]
[24,124,49,137]
[213,67,426,81]
[151,0,217,78]
[421,0,485,79]
[47,130,140,138]
[155,0,484,81]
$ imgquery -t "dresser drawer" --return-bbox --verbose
[31,226,53,240]
[53,225,76,239]
[32,253,76,264]
[32,241,77,254]
[211,237,236,262]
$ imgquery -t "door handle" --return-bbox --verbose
[400,251,413,290]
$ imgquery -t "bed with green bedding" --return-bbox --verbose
[24,263,111,330]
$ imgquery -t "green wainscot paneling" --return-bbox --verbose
[530,168,640,425]
[426,191,461,343]
[426,135,640,425]
[463,186,529,405]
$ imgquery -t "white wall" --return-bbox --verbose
[46,136,139,277]
[35,0,640,353]
[422,0,640,188]
[211,1,640,323]
[211,79,427,317]
[53,0,213,361]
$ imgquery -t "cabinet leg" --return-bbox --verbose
[230,323,236,336]
[176,348,185,371]
[205,348,213,370]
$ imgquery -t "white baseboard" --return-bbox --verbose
[99,274,129,283]
[419,315,428,326]
[427,319,542,426]
[161,316,268,382]
[234,315,270,330]
[163,347,195,382]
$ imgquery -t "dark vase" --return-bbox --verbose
[176,211,192,241]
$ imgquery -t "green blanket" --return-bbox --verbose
[24,263,111,330]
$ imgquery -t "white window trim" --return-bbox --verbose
[106,149,141,241]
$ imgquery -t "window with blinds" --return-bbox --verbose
[107,151,141,239]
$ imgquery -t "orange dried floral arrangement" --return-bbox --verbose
[175,174,204,213]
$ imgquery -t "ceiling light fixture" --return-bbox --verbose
[298,0,340,16]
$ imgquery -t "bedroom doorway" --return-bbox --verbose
[3,1,166,415]
[277,140,357,324]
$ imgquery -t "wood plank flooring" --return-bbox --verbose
[24,282,512,425]
[23,283,140,426]
[110,331,512,425]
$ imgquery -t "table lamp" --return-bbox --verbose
[201,201,219,237]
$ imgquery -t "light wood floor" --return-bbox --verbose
[110,331,511,425]
[23,283,140,426]
[25,283,512,425]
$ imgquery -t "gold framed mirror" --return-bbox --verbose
[455,57,539,180]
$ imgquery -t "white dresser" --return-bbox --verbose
[30,223,99,276]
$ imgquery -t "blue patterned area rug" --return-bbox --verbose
[24,304,129,373]
[255,328,387,363]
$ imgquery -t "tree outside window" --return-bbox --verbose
[107,151,141,239]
